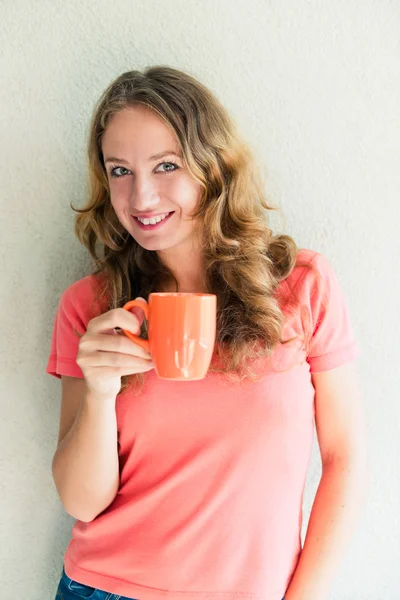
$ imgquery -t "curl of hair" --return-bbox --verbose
[71,65,313,395]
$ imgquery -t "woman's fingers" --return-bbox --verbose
[80,331,151,360]
[84,352,153,369]
[86,308,143,337]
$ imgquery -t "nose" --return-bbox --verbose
[130,173,161,212]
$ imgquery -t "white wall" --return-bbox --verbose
[1,1,399,598]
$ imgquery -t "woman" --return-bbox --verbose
[47,66,368,600]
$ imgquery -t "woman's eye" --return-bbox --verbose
[156,162,179,174]
[109,162,179,179]
[109,166,129,178]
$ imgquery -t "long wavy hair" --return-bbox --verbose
[71,65,314,395]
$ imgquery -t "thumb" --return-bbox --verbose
[129,297,147,327]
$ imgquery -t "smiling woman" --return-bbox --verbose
[47,65,367,600]
[100,104,203,255]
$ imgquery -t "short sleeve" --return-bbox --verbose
[305,252,359,373]
[46,275,105,379]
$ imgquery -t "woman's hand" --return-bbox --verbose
[76,301,153,398]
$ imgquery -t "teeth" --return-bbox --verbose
[137,212,170,225]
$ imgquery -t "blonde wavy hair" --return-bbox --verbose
[71,65,314,395]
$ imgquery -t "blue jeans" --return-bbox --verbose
[55,566,138,599]
[55,565,285,600]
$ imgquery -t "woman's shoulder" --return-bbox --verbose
[58,272,109,320]
[276,247,335,308]
[294,247,322,267]
[61,272,104,300]
[289,247,334,282]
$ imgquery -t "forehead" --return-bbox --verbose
[101,106,180,157]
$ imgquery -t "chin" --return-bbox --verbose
[132,236,176,253]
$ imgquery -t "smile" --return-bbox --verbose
[133,211,174,230]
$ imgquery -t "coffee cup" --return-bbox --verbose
[122,293,217,381]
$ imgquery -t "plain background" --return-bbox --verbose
[1,1,399,598]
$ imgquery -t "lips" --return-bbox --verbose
[132,211,174,231]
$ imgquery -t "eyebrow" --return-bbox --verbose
[104,150,182,164]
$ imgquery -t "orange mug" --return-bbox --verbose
[122,293,217,381]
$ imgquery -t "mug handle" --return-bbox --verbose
[122,299,150,353]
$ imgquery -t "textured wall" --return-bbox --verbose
[1,1,399,598]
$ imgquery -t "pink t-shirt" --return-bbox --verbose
[46,249,359,600]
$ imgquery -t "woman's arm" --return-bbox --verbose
[52,376,120,523]
[284,362,369,600]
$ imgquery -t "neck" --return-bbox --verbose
[157,241,208,293]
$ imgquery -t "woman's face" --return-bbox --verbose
[101,105,203,253]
